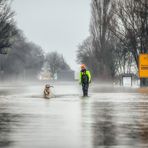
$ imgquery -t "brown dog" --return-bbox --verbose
[44,84,51,98]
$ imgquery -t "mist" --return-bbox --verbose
[12,0,91,70]
[0,0,148,148]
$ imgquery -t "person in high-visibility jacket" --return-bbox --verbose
[79,64,91,97]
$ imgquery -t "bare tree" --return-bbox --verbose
[109,0,148,85]
[46,52,70,78]
[2,31,44,80]
[77,0,147,83]
[77,0,117,80]
[0,0,17,53]
[90,0,115,79]
[77,36,99,77]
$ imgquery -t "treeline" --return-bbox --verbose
[45,52,70,78]
[0,0,69,81]
[0,32,45,80]
[77,0,148,83]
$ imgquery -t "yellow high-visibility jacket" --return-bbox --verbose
[79,70,91,84]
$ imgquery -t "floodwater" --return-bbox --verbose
[0,81,148,148]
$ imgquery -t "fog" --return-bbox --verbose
[12,0,91,70]
[0,0,148,148]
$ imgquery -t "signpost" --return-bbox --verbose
[139,54,148,78]
[122,76,132,86]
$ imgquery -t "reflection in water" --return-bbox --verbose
[0,84,148,148]
[88,94,148,147]
[137,87,148,94]
[0,113,12,147]
[91,102,117,147]
[139,102,148,144]
[0,112,20,148]
[81,99,93,148]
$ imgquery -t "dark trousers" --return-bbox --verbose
[82,83,89,96]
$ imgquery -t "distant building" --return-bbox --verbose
[57,70,75,81]
[39,70,51,80]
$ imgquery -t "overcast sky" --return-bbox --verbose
[12,0,91,71]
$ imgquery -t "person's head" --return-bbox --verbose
[81,64,86,70]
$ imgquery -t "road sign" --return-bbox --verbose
[139,54,148,78]
[122,76,132,86]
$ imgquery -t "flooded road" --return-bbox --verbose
[0,82,148,148]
